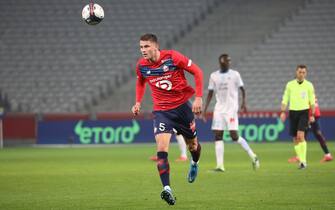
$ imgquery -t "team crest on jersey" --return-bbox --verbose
[300,91,307,99]
[230,118,235,123]
[162,65,169,72]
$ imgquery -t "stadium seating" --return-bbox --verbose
[97,0,307,112]
[0,0,217,113]
[235,0,335,110]
[1,0,334,113]
[117,0,335,112]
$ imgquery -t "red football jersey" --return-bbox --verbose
[135,50,203,111]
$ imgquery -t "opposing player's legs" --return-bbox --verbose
[310,118,332,162]
[211,112,226,171]
[230,130,259,170]
[185,136,201,183]
[175,134,188,162]
[155,133,176,205]
[213,130,225,172]
[149,133,187,162]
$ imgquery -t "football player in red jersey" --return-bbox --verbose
[131,34,203,205]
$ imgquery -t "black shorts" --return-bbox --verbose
[289,109,309,137]
[152,102,197,139]
[306,116,321,137]
[310,117,321,131]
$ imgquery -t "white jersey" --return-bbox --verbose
[208,69,244,114]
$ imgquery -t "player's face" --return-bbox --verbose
[219,56,231,70]
[140,40,159,61]
[296,67,307,81]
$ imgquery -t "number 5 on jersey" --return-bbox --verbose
[155,80,172,91]
[159,123,166,131]
[154,122,166,133]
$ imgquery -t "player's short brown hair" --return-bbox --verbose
[140,33,158,43]
[296,64,307,71]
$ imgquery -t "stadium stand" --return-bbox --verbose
[236,0,335,110]
[95,0,308,112]
[0,0,218,113]
[1,0,334,113]
[108,0,335,112]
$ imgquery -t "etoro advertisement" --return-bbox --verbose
[37,117,335,144]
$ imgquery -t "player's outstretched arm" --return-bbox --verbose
[309,104,315,123]
[133,65,146,116]
[239,87,247,113]
[280,83,290,122]
[183,61,203,116]
[172,50,203,115]
[280,103,287,122]
[308,83,316,123]
[186,62,203,99]
[187,63,203,116]
[202,90,213,122]
[192,97,203,115]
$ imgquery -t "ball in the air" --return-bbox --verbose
[82,3,104,25]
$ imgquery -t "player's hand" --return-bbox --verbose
[131,102,141,116]
[309,115,315,123]
[280,112,286,122]
[192,97,202,115]
[240,103,247,113]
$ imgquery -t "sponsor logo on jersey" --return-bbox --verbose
[149,74,172,83]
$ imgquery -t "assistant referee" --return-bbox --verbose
[280,64,315,169]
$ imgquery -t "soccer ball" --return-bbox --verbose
[82,3,104,25]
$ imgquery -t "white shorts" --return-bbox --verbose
[211,112,239,131]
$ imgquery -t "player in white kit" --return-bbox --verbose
[202,54,260,171]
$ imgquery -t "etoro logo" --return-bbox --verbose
[223,118,285,142]
[74,120,140,144]
[155,80,172,90]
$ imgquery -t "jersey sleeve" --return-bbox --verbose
[236,72,244,87]
[308,82,316,106]
[135,62,146,103]
[171,50,191,69]
[172,50,203,97]
[281,82,290,105]
[208,74,215,91]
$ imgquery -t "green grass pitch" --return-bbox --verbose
[0,142,334,210]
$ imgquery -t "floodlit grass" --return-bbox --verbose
[0,142,334,210]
